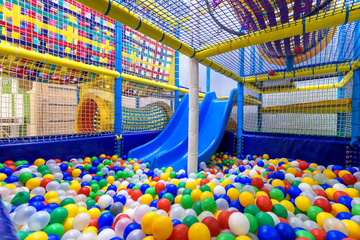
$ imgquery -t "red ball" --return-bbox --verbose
[200,179,209,186]
[256,195,273,212]
[169,224,189,240]
[333,191,349,202]
[278,217,289,224]
[342,174,357,185]
[310,228,326,240]
[4,160,14,166]
[94,195,102,203]
[202,217,221,237]
[157,198,171,212]
[251,178,264,190]
[294,45,304,54]
[7,165,17,172]
[114,214,130,226]
[295,171,304,178]
[314,198,332,213]
[314,189,328,199]
[268,70,275,76]
[155,182,165,194]
[130,189,142,201]
[54,159,61,163]
[89,218,98,228]
[78,187,91,197]
[40,178,53,189]
[125,189,132,195]
[218,211,231,229]
[152,176,160,182]
[299,161,309,170]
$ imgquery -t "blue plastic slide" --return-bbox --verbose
[0,197,19,239]
[128,89,237,171]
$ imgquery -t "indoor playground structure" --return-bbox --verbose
[1,0,360,239]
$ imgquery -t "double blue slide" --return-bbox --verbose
[128,89,237,171]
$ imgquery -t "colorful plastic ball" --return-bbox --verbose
[188,222,211,240]
[314,198,332,213]
[276,222,296,240]
[152,216,173,240]
[239,192,255,207]
[202,216,221,237]
[169,224,189,240]
[228,212,250,235]
[123,222,141,240]
[244,213,258,234]
[257,225,281,240]
[181,195,194,209]
[216,233,236,240]
[270,188,285,202]
[325,230,348,240]
[256,196,273,212]
[182,215,199,228]
[201,197,217,213]
[307,206,324,222]
[24,231,48,240]
[218,211,231,229]
[157,198,171,212]
[255,212,275,227]
[98,212,114,228]
[295,196,312,212]
[341,220,360,239]
[309,228,326,240]
[28,211,51,231]
[43,223,65,238]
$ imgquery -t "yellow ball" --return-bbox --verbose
[316,212,335,229]
[134,165,140,172]
[144,237,155,240]
[338,170,351,178]
[62,217,74,233]
[0,173,7,181]
[72,169,82,178]
[47,198,60,205]
[325,188,337,200]
[331,203,350,216]
[188,222,211,240]
[160,173,169,181]
[323,170,336,179]
[111,155,118,161]
[195,179,202,186]
[141,194,154,206]
[272,179,285,188]
[227,188,240,202]
[26,178,41,190]
[280,200,295,213]
[236,236,252,240]
[42,174,54,180]
[152,216,173,240]
[69,183,81,192]
[341,220,360,239]
[25,231,48,240]
[83,226,98,235]
[239,192,255,207]
[107,176,115,184]
[255,191,268,199]
[141,212,159,235]
[344,188,360,198]
[191,189,202,202]
[44,191,58,201]
[172,179,181,187]
[222,179,232,187]
[271,199,280,205]
[263,154,269,159]
[186,181,196,190]
[88,208,101,219]
[206,182,216,192]
[302,177,316,186]
[4,183,16,190]
[174,194,182,205]
[77,206,87,214]
[64,204,78,218]
[34,158,45,167]
[286,168,297,175]
[200,191,214,201]
[295,196,312,212]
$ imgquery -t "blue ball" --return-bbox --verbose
[338,196,352,211]
[76,166,84,171]
[29,201,45,211]
[48,234,61,240]
[47,203,60,209]
[123,222,141,240]
[5,175,18,183]
[218,194,231,204]
[62,172,70,178]
[336,211,353,220]
[59,163,68,171]
[172,219,182,227]
[63,176,73,181]
[166,184,178,197]
[110,238,123,240]
[288,186,302,198]
[89,167,98,174]
[258,225,281,240]
[275,186,287,198]
[127,183,135,189]
[140,184,150,194]
[239,166,246,172]
[92,160,100,167]
[230,200,244,212]
[321,184,332,190]
[122,155,128,160]
[81,182,91,188]
[274,171,285,180]
[107,185,118,192]
[332,165,343,171]
[345,167,357,174]
[257,161,264,167]
[235,177,242,183]
[10,205,18,213]
[0,168,13,176]
[113,194,127,205]
[29,195,45,203]
[158,190,167,199]
[150,199,159,208]
[325,230,348,240]
[275,222,296,240]
[42,207,54,214]
[225,184,235,192]
[98,212,114,228]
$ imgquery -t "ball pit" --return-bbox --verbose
[0,153,359,240]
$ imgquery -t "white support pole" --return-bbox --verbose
[188,57,199,173]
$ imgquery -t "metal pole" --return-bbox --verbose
[115,22,123,155]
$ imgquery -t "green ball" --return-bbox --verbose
[50,207,68,224]
[122,171,129,179]
[60,198,75,207]
[41,169,52,176]
[99,179,108,188]
[162,193,174,203]
[96,172,104,177]
[182,189,193,196]
[0,164,5,170]
[296,230,316,240]
[104,160,111,166]
[193,201,203,216]
[86,199,96,208]
[89,180,98,185]
[215,233,236,240]
[180,195,194,209]
[84,164,92,171]
[307,206,324,221]
[43,223,64,238]
[199,185,211,192]
[11,192,30,205]
[132,185,141,191]
[17,231,29,240]
[269,188,284,201]
[271,204,288,219]
[178,182,186,189]
[97,164,105,171]
[18,172,33,184]
[145,187,156,198]
[95,191,105,198]
[91,156,98,161]
[352,204,360,215]
[89,192,96,199]
[244,205,261,216]
[161,167,166,172]
[255,212,275,227]
[170,171,177,178]
[14,161,24,167]
[201,197,217,213]
[182,215,199,228]
[244,213,258,234]
[37,165,48,172]
[116,171,123,179]
[291,180,301,187]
